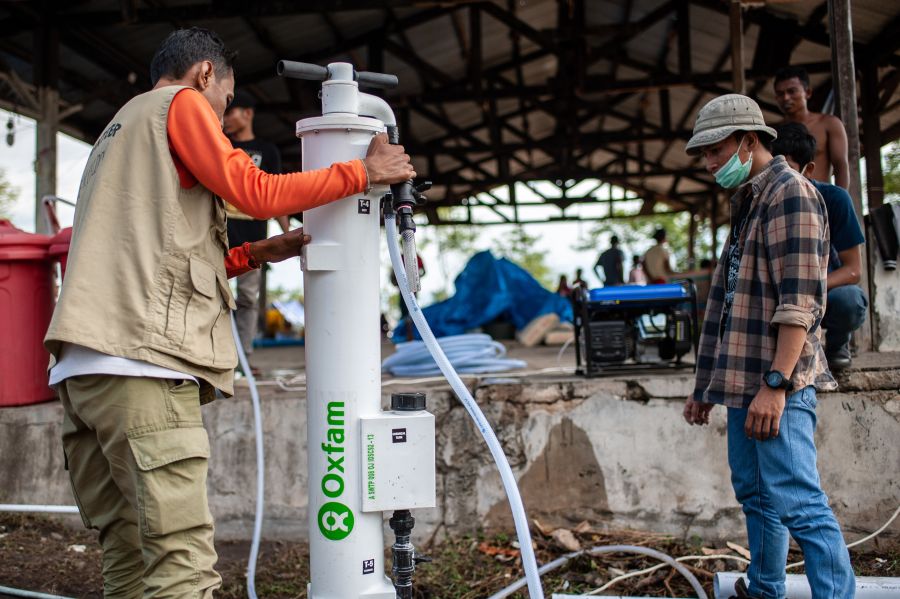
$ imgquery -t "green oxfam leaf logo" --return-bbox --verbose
[318,502,354,541]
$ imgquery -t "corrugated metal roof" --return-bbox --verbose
[0,0,896,222]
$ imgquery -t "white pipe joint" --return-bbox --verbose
[358,93,397,127]
[322,62,358,115]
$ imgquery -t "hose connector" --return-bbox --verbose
[389,510,431,599]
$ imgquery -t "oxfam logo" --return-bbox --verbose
[318,502,354,540]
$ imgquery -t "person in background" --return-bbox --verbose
[222,89,289,373]
[593,234,625,286]
[773,66,849,189]
[572,267,587,288]
[643,228,675,284]
[556,274,572,297]
[627,255,647,285]
[682,94,852,599]
[772,122,867,370]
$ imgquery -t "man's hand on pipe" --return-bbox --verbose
[248,228,311,265]
[363,133,416,184]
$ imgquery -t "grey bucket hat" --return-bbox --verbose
[685,94,777,155]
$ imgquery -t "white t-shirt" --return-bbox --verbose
[49,343,197,386]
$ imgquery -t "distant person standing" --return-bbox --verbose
[594,235,625,286]
[223,90,289,371]
[643,228,675,284]
[556,274,572,297]
[773,66,849,189]
[628,255,647,285]
[572,267,587,288]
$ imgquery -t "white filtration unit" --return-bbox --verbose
[297,62,436,598]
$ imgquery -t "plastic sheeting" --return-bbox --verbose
[391,250,573,343]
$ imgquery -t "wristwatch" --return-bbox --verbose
[763,369,794,391]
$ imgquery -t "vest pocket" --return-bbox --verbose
[126,426,213,537]
[182,256,225,364]
[212,274,238,367]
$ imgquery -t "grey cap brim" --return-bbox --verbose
[685,124,777,155]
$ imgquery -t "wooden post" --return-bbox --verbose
[860,62,884,211]
[688,210,697,269]
[828,0,872,350]
[34,16,59,235]
[730,0,745,94]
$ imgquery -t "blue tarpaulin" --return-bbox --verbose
[391,250,573,343]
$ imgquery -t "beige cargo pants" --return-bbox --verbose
[59,375,221,598]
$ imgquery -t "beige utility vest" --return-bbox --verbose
[45,86,238,400]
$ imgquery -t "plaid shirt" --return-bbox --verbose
[692,156,837,408]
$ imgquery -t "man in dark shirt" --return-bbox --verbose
[772,122,867,369]
[223,90,289,368]
[594,235,625,286]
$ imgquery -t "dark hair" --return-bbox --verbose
[150,27,237,86]
[610,235,620,245]
[771,122,817,167]
[735,130,774,152]
[653,228,666,243]
[774,66,810,90]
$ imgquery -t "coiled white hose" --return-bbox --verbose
[382,334,527,376]
[386,212,545,599]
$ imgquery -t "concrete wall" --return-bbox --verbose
[2,373,898,547]
[873,256,900,351]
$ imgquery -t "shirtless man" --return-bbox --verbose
[773,65,850,189]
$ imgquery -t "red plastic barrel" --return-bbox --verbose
[48,226,72,280]
[0,219,55,406]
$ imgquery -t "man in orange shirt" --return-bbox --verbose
[45,27,414,596]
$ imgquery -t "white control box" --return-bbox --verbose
[359,411,436,512]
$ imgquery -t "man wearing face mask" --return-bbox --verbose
[681,95,853,599]
[44,27,415,596]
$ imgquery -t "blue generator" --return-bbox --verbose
[572,282,699,377]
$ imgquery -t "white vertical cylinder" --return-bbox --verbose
[299,113,394,599]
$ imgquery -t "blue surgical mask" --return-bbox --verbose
[714,138,752,189]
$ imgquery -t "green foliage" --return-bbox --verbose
[884,142,900,201]
[0,169,18,220]
[267,284,303,303]
[491,225,553,288]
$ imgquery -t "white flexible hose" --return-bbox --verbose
[487,545,708,599]
[386,213,545,599]
[231,315,265,599]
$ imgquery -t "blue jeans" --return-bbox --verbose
[727,387,855,599]
[822,285,867,352]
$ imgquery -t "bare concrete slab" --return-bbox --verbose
[2,345,897,548]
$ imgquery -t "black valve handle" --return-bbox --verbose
[277,61,399,90]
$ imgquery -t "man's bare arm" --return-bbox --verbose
[827,245,862,290]
[827,115,850,190]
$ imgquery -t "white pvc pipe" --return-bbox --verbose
[386,213,545,599]
[0,505,79,514]
[0,585,74,599]
[714,572,900,599]
[230,315,265,599]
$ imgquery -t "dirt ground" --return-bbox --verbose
[1,514,897,598]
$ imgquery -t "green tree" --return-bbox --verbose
[492,225,553,288]
[884,142,900,201]
[431,207,482,298]
[0,169,18,220]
